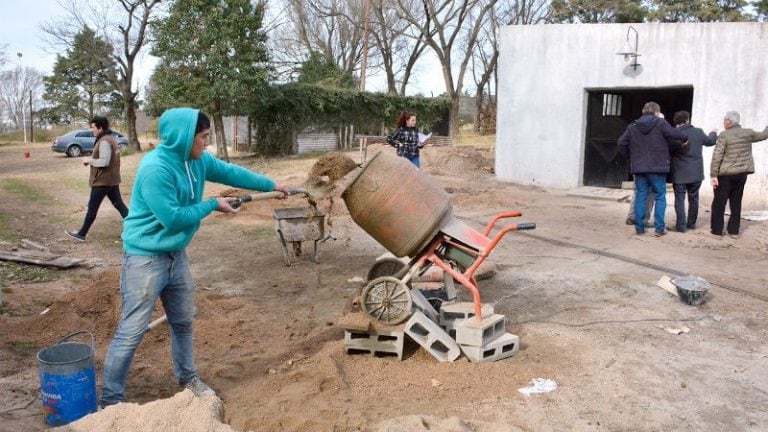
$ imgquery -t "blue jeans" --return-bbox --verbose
[100,251,197,406]
[404,155,420,168]
[634,173,666,234]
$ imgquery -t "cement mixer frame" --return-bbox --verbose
[360,211,535,325]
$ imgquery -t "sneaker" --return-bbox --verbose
[183,377,216,397]
[625,218,635,226]
[728,233,740,239]
[654,230,666,237]
[65,230,86,242]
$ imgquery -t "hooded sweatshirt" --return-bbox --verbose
[122,107,275,255]
[618,114,688,174]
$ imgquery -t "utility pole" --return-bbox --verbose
[17,53,27,143]
[29,90,33,142]
[359,0,372,92]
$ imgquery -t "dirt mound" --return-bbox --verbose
[2,270,121,347]
[422,146,494,176]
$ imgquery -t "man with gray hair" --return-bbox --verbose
[619,101,688,236]
[709,111,768,238]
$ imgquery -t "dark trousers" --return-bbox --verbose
[710,173,748,235]
[78,185,129,236]
[672,181,701,231]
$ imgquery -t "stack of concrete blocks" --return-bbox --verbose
[340,314,406,360]
[446,302,520,363]
[342,286,519,363]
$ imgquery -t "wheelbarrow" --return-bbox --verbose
[273,207,326,266]
[231,189,326,266]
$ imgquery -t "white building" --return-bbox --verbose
[496,23,768,209]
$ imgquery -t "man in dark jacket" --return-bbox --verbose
[670,111,717,232]
[618,102,687,236]
[710,111,768,238]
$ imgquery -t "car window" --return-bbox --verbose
[76,131,94,138]
[112,132,125,138]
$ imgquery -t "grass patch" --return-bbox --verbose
[7,340,38,355]
[0,213,20,243]
[1,178,53,203]
[0,262,60,284]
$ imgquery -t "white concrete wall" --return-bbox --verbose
[497,23,768,209]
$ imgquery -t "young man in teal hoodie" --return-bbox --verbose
[99,107,288,407]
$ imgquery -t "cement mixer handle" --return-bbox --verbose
[516,223,536,230]
[57,330,95,348]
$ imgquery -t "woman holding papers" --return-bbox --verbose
[386,111,430,167]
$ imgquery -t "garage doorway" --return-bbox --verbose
[583,87,693,188]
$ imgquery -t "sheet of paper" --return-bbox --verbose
[418,132,432,144]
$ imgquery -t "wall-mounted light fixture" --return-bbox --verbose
[616,26,641,71]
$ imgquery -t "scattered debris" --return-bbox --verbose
[21,239,50,252]
[664,326,690,335]
[518,378,558,396]
[656,275,679,297]
[347,276,365,283]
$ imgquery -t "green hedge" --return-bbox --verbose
[247,83,450,155]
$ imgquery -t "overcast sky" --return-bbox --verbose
[0,0,444,97]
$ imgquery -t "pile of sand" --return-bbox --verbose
[52,390,238,432]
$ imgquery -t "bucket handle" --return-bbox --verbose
[57,330,95,351]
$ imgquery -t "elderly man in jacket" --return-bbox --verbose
[618,102,687,236]
[710,111,768,238]
[670,111,717,232]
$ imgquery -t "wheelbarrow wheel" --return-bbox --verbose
[360,276,413,325]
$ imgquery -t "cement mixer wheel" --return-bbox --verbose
[360,276,413,325]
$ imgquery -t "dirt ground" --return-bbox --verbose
[1,140,767,432]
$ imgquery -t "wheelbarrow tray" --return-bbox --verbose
[272,207,325,265]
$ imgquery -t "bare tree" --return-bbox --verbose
[41,0,162,151]
[471,0,550,133]
[395,0,499,137]
[268,0,368,81]
[0,66,44,139]
[368,0,431,95]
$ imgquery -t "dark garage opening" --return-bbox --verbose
[583,87,693,188]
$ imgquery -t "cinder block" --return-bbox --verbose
[455,313,506,347]
[405,311,461,363]
[344,327,405,360]
[410,288,439,323]
[460,333,520,363]
[439,302,495,339]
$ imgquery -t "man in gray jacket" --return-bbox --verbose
[670,111,717,232]
[710,111,768,238]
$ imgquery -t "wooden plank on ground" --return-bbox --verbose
[0,250,84,268]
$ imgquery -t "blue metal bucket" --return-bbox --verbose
[37,330,97,426]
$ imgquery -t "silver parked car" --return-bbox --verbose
[51,129,129,157]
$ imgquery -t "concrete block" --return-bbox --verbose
[439,302,495,339]
[404,311,461,363]
[344,327,405,360]
[410,288,439,323]
[455,313,506,347]
[460,332,520,363]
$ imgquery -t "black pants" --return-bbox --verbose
[672,181,701,231]
[78,185,129,236]
[710,173,748,235]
